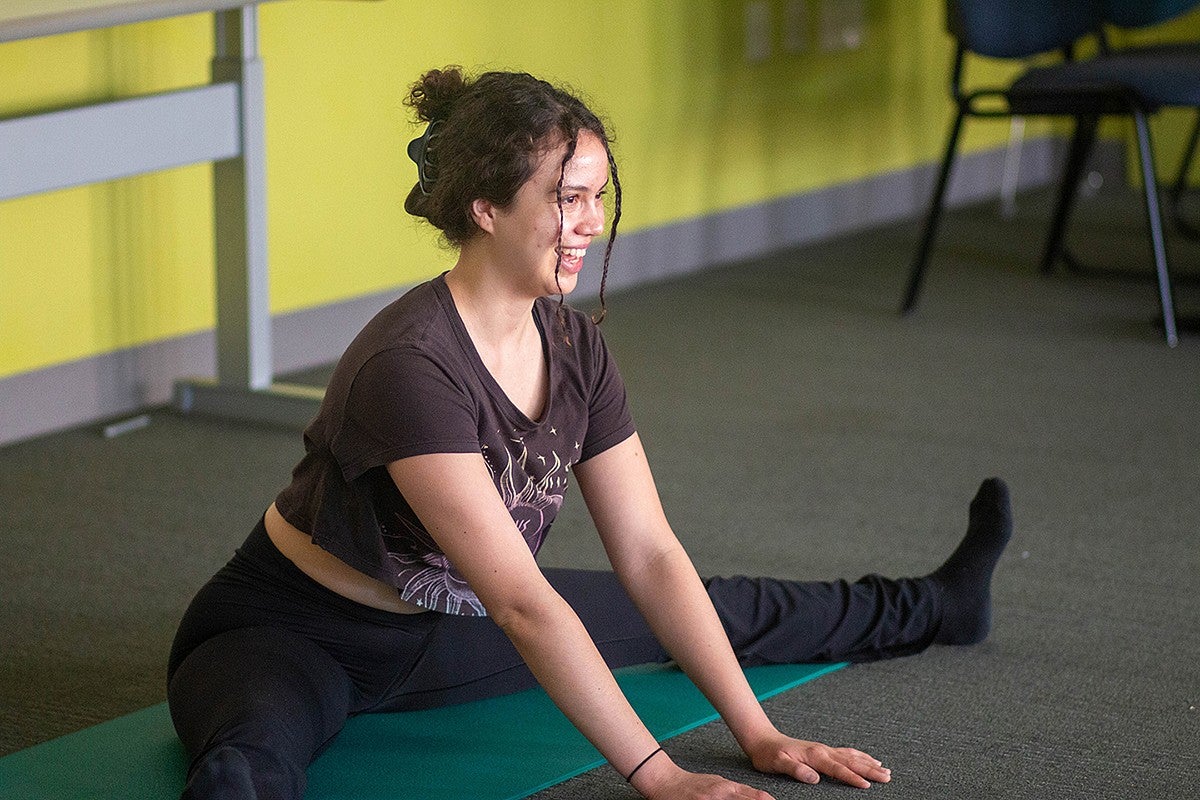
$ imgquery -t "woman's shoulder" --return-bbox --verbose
[348,276,456,356]
[310,277,470,441]
[317,276,461,401]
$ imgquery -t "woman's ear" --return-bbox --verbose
[470,198,498,235]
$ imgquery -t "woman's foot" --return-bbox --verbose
[930,478,1013,645]
[182,746,257,800]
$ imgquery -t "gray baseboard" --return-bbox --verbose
[0,290,400,446]
[0,134,1087,446]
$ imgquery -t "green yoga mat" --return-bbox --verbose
[0,662,846,800]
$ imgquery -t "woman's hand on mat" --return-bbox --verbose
[746,733,891,789]
[632,761,775,800]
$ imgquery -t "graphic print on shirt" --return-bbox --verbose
[488,433,569,557]
[383,428,572,616]
[381,511,479,614]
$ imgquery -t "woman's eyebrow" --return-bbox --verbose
[559,179,610,193]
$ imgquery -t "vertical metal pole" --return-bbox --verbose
[212,5,272,389]
[1132,111,1178,347]
[901,106,965,315]
[999,117,1024,218]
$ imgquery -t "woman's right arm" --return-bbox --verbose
[386,452,774,800]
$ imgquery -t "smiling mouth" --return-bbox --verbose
[557,247,587,275]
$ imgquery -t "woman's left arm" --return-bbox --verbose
[573,433,890,789]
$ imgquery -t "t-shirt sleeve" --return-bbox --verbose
[579,328,637,462]
[331,347,480,482]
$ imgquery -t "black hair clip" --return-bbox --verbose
[406,120,442,196]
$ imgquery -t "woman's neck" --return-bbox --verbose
[444,251,539,348]
[444,252,550,422]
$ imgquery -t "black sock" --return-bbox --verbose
[930,478,1013,645]
[182,746,257,800]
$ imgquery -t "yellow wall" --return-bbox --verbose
[0,19,215,379]
[3,0,1192,381]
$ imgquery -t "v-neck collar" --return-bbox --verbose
[433,275,553,429]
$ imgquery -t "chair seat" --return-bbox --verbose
[1010,50,1200,113]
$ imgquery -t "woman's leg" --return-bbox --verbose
[375,479,1012,708]
[168,626,356,800]
[167,520,436,800]
[708,478,1013,664]
[706,573,942,664]
[375,568,670,711]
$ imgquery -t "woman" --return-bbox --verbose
[167,67,1013,800]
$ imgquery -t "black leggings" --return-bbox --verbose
[167,520,944,799]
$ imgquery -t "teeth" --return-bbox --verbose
[561,248,586,258]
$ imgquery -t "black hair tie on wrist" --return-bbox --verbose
[624,746,663,783]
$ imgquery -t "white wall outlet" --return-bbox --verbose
[819,0,865,52]
[745,0,772,64]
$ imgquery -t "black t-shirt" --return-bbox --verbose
[274,275,636,615]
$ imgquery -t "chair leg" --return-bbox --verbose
[1168,109,1200,240]
[902,108,965,315]
[1041,115,1098,274]
[999,117,1025,218]
[1132,110,1179,347]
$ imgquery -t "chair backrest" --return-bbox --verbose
[1103,0,1199,28]
[947,0,1103,58]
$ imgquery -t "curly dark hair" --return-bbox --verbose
[404,67,622,321]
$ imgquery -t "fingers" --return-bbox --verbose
[835,747,892,784]
[811,753,872,789]
[809,747,892,789]
[709,775,774,800]
[731,782,774,800]
[773,751,821,785]
[766,743,890,790]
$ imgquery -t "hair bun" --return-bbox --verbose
[406,67,467,122]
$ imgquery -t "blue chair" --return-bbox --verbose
[903,0,1193,345]
[1103,1,1200,238]
[1104,1,1197,28]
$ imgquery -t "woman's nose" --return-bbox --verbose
[579,200,605,236]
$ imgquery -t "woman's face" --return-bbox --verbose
[485,130,609,298]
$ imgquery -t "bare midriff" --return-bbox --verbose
[264,503,427,615]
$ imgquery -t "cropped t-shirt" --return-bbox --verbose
[273,275,636,616]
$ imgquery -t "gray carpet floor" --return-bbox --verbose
[2,188,1198,798]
